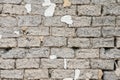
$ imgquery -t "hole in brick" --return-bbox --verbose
[71,47,79,50]
[5,48,12,52]
[114,59,119,70]
[114,37,116,47]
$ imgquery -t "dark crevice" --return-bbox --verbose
[71,47,79,50]
[114,37,116,47]
[5,47,12,52]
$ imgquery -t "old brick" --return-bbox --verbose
[51,48,74,58]
[24,0,43,4]
[115,27,120,36]
[91,0,116,5]
[76,49,99,58]
[1,70,24,79]
[0,4,2,13]
[18,36,40,47]
[43,36,66,47]
[68,38,90,48]
[44,16,65,27]
[67,59,90,69]
[0,38,17,48]
[91,59,114,70]
[2,48,27,59]
[102,27,115,37]
[78,5,101,16]
[3,4,27,14]
[16,59,39,69]
[92,16,115,26]
[0,59,15,69]
[91,38,114,48]
[41,59,64,68]
[76,27,101,37]
[70,0,90,4]
[116,16,120,26]
[0,17,17,27]
[27,48,50,58]
[17,15,41,27]
[51,69,74,78]
[69,17,91,27]
[0,0,22,4]
[25,69,48,79]
[116,37,120,47]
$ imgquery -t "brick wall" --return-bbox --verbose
[0,0,120,80]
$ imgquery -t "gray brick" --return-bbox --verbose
[91,0,116,5]
[70,0,90,4]
[0,59,15,69]
[116,16,120,26]
[2,48,27,59]
[51,27,75,37]
[78,5,101,16]
[43,36,66,47]
[55,5,76,16]
[24,0,43,4]
[92,16,115,26]
[0,17,17,27]
[18,36,40,47]
[3,4,27,14]
[51,48,74,58]
[27,48,50,58]
[16,59,39,69]
[25,69,48,79]
[1,70,24,79]
[51,69,74,79]
[0,38,17,48]
[76,49,99,58]
[67,59,90,69]
[0,4,2,13]
[115,27,120,36]
[51,0,63,3]
[69,17,91,27]
[116,37,120,47]
[76,27,101,37]
[0,0,22,4]
[102,27,115,37]
[68,38,90,48]
[91,59,114,70]
[91,38,114,48]
[26,27,49,36]
[41,59,64,68]
[44,16,65,27]
[17,15,41,27]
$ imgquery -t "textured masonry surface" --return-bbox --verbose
[0,0,120,80]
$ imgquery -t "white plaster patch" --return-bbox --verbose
[63,78,73,80]
[14,31,20,35]
[42,0,52,6]
[64,59,67,69]
[74,69,80,80]
[25,4,31,13]
[50,55,57,59]
[0,35,2,39]
[61,15,73,24]
[44,3,56,17]
[85,73,92,80]
[115,68,120,76]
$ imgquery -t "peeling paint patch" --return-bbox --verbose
[63,78,73,80]
[63,0,71,7]
[61,15,73,24]
[42,0,52,6]
[44,3,56,17]
[50,55,57,59]
[25,4,31,13]
[64,59,67,69]
[85,73,92,80]
[74,69,80,80]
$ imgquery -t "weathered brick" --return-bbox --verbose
[43,36,66,47]
[3,4,27,14]
[1,70,24,79]
[44,16,65,27]
[115,27,120,36]
[91,0,116,5]
[0,59,15,69]
[0,0,22,4]
[55,5,76,16]
[78,5,101,16]
[76,27,101,37]
[116,16,120,26]
[51,48,74,58]
[76,49,99,58]
[26,27,49,36]
[18,36,40,47]
[41,59,64,68]
[0,38,17,48]
[68,38,90,48]
[92,16,115,26]
[70,0,90,4]
[17,15,41,27]
[16,59,39,69]
[69,17,91,27]
[0,17,17,27]
[27,48,50,58]
[116,37,120,47]
[91,38,114,48]
[51,69,74,78]
[102,27,115,37]
[51,27,75,37]
[91,59,114,70]
[0,4,2,13]
[2,48,27,59]
[24,0,43,4]
[67,59,90,69]
[25,69,48,79]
